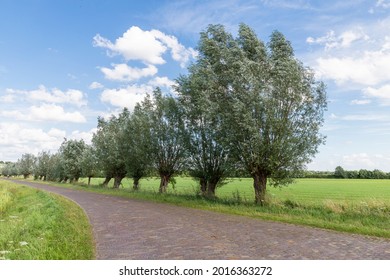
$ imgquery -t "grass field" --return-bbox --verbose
[0,180,94,260]
[70,176,390,238]
[80,176,390,204]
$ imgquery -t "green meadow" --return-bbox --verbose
[0,180,94,260]
[80,176,390,205]
[74,177,390,238]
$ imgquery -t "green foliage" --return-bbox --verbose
[138,89,188,193]
[124,102,154,190]
[188,24,327,204]
[1,162,18,177]
[14,23,327,206]
[334,166,347,178]
[59,139,86,182]
[33,151,51,180]
[80,145,98,184]
[92,109,130,188]
[176,36,234,196]
[17,153,36,178]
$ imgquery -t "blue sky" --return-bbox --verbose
[1,0,390,171]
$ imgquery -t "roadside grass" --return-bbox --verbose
[18,177,390,239]
[0,180,94,260]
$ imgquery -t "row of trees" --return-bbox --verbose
[300,168,390,179]
[2,24,327,204]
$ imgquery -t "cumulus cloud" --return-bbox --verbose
[69,128,97,145]
[342,153,390,170]
[100,63,158,82]
[148,76,176,89]
[93,26,196,68]
[6,85,87,107]
[363,85,390,104]
[0,123,98,161]
[150,29,198,67]
[1,104,87,123]
[363,84,390,100]
[0,94,15,103]
[0,123,66,160]
[314,48,390,86]
[100,85,153,110]
[30,104,87,123]
[89,82,104,89]
[307,29,369,50]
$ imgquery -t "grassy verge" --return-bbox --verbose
[15,177,390,239]
[0,180,95,260]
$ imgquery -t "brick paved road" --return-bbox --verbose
[9,180,390,259]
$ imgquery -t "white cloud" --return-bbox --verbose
[89,82,104,89]
[30,104,87,123]
[93,26,196,68]
[376,0,390,9]
[100,85,153,110]
[339,114,390,121]
[69,128,97,145]
[342,153,390,170]
[0,94,15,103]
[0,123,66,160]
[307,30,338,50]
[100,63,158,82]
[363,84,390,104]
[306,29,369,50]
[148,76,176,89]
[149,29,198,67]
[314,48,390,86]
[1,104,87,123]
[0,123,98,161]
[6,85,87,107]
[351,99,371,105]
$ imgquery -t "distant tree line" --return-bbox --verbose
[300,166,390,179]
[0,24,327,204]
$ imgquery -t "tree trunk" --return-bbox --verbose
[133,177,140,191]
[88,176,91,186]
[206,181,217,198]
[102,176,111,187]
[113,176,124,188]
[253,171,267,205]
[23,174,28,179]
[200,177,207,195]
[159,174,171,193]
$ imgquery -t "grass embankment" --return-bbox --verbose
[24,177,390,239]
[0,180,94,260]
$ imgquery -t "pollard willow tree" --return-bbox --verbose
[176,52,233,197]
[124,103,154,191]
[59,139,86,183]
[138,89,188,193]
[92,110,129,188]
[17,153,36,179]
[196,24,327,204]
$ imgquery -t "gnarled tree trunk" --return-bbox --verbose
[113,175,124,188]
[159,174,171,193]
[133,177,140,190]
[102,176,111,187]
[253,170,268,205]
[199,177,207,195]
